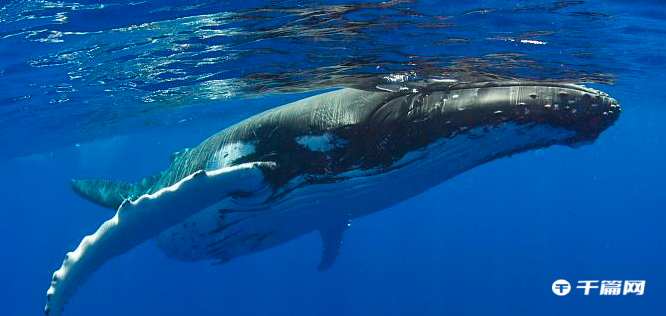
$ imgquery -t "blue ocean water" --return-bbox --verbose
[1,0,664,315]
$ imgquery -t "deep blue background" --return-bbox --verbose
[1,82,664,315]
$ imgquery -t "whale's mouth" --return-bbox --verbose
[564,105,620,147]
[561,92,621,146]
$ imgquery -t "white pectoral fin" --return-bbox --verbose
[45,162,275,316]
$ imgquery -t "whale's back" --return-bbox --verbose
[151,88,394,191]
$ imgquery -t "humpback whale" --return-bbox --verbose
[45,81,620,315]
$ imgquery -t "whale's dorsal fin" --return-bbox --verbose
[317,219,349,271]
[70,173,162,210]
[72,147,191,210]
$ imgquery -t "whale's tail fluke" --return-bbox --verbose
[70,173,162,210]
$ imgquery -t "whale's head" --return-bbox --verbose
[490,82,620,148]
[408,81,620,151]
[367,81,620,171]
